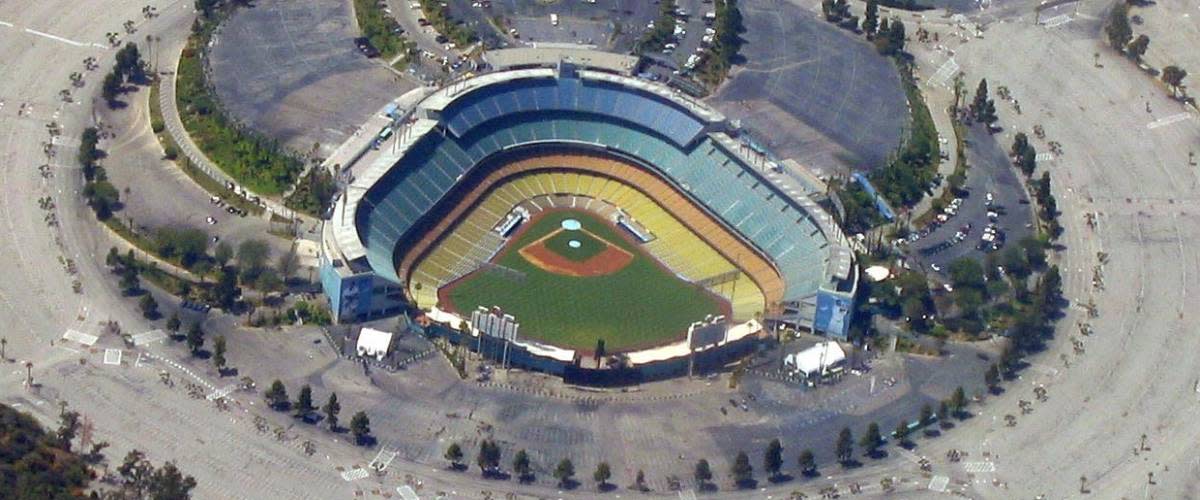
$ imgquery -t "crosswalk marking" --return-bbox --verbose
[62,329,98,346]
[103,349,122,365]
[340,468,369,481]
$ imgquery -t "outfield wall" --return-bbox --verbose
[423,322,760,386]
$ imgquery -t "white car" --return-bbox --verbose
[206,216,217,225]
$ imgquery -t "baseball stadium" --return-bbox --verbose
[321,48,857,381]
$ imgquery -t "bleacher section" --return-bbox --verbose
[411,168,766,321]
[355,71,844,321]
[440,77,705,148]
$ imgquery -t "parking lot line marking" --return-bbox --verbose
[0,20,13,28]
[1147,113,1192,129]
[928,475,949,492]
[1042,14,1072,28]
[23,28,93,48]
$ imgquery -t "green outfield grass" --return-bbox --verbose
[445,211,724,352]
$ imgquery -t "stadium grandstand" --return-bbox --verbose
[320,48,857,379]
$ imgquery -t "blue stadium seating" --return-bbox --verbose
[359,78,831,303]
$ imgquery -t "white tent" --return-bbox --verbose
[357,327,394,360]
[784,341,846,377]
[864,265,891,282]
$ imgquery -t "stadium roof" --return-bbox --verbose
[483,46,640,75]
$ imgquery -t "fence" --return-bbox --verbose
[423,322,760,386]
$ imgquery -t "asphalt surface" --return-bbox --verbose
[708,0,908,175]
[207,0,410,156]
[4,0,1200,498]
[448,0,660,51]
[912,124,1035,274]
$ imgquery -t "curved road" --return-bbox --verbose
[2,0,1200,499]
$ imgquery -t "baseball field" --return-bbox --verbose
[442,210,726,352]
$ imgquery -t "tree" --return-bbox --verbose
[861,0,879,38]
[350,411,371,445]
[476,439,501,474]
[951,387,968,418]
[798,449,817,476]
[764,438,783,479]
[57,410,81,450]
[554,458,575,487]
[118,264,141,294]
[939,400,953,428]
[237,239,271,278]
[835,427,854,464]
[985,363,1001,391]
[148,461,197,499]
[211,266,240,310]
[119,449,154,497]
[139,294,159,319]
[633,469,647,491]
[277,245,300,279]
[115,42,146,82]
[102,71,122,105]
[1017,139,1038,176]
[920,403,935,427]
[214,241,234,267]
[949,258,986,292]
[295,385,315,418]
[1126,34,1150,60]
[166,313,181,334]
[513,449,532,482]
[212,335,226,371]
[886,18,906,54]
[264,379,288,409]
[860,422,883,456]
[694,458,713,486]
[970,79,997,124]
[895,419,912,446]
[731,450,754,486]
[84,180,120,219]
[593,462,612,488]
[1105,4,1132,50]
[323,392,341,430]
[185,322,204,356]
[445,442,464,469]
[1162,65,1188,98]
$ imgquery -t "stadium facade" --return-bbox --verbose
[321,49,857,370]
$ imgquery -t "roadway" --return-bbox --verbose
[3,0,1200,499]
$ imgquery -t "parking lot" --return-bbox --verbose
[907,125,1035,275]
[208,0,409,156]
[441,0,658,51]
[707,0,907,175]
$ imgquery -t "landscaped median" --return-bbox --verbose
[175,12,302,196]
[166,5,333,218]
